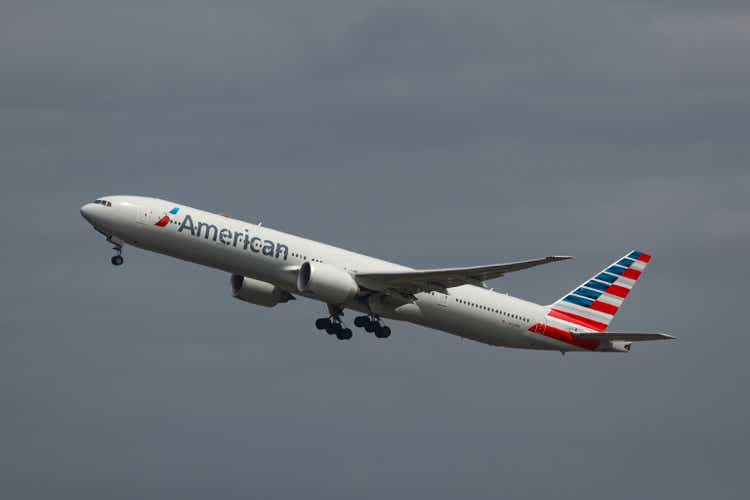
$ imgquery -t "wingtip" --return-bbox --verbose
[645,333,676,340]
[547,255,574,261]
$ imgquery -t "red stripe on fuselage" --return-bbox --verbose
[548,309,608,332]
[529,323,599,350]
[637,253,652,263]
[155,216,170,227]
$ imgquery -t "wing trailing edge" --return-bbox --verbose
[355,255,573,295]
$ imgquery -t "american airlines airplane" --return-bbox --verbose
[80,196,673,353]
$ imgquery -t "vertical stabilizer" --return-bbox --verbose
[547,251,652,333]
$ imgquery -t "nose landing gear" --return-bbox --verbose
[108,237,124,266]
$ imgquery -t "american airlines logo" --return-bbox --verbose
[177,214,289,260]
[155,207,180,227]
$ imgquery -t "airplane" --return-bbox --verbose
[80,196,673,353]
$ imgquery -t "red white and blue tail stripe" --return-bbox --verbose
[546,251,652,333]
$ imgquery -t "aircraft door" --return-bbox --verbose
[136,208,153,225]
[535,318,547,335]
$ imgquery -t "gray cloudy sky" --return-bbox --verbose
[1,1,749,499]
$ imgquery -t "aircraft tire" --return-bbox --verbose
[354,316,369,328]
[374,326,391,338]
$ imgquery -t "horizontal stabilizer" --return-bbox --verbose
[573,332,675,342]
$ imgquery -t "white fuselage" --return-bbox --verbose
[81,196,576,351]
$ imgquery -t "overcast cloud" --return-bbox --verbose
[1,1,748,499]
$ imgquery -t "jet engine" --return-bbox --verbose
[230,275,295,307]
[296,261,359,304]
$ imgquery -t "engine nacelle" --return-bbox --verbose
[230,275,294,307]
[296,261,359,304]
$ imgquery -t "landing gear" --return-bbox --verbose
[315,308,392,341]
[108,237,124,266]
[354,315,391,339]
[335,328,353,340]
[315,305,353,340]
[321,322,352,340]
[315,318,332,330]
[353,316,368,328]
[374,325,391,339]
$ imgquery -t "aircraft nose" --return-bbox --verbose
[80,203,95,223]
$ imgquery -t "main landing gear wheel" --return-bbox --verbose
[111,255,124,266]
[315,318,332,330]
[354,316,369,328]
[354,315,391,339]
[374,325,391,339]
[316,305,352,340]
[335,328,353,340]
[322,322,352,340]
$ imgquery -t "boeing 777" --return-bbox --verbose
[80,196,673,352]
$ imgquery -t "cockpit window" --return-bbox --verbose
[93,199,112,207]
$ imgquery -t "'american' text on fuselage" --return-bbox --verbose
[178,214,289,260]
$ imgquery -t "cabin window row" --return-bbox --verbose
[290,252,323,263]
[454,298,529,322]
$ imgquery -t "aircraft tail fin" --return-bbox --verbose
[547,251,652,333]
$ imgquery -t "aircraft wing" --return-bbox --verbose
[354,255,573,296]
